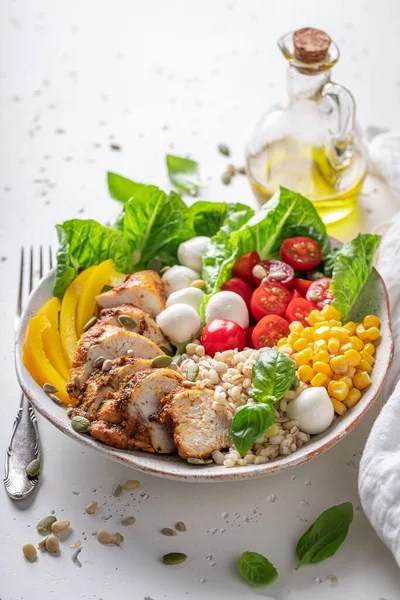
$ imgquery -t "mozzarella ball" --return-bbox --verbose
[286,387,334,435]
[162,265,200,297]
[205,291,249,329]
[156,304,201,343]
[177,236,211,272]
[166,287,204,313]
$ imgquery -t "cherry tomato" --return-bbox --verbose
[232,251,260,286]
[245,326,255,348]
[222,277,254,309]
[252,315,290,349]
[250,282,291,321]
[291,288,302,300]
[293,278,313,296]
[253,259,294,288]
[306,278,333,309]
[285,298,316,327]
[280,237,323,271]
[201,319,246,357]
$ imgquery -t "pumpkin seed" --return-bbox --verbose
[218,143,230,157]
[70,540,82,549]
[93,356,106,369]
[161,528,177,537]
[151,355,172,369]
[118,315,137,331]
[172,354,183,365]
[186,364,199,381]
[227,163,236,176]
[190,279,205,289]
[160,345,174,357]
[187,457,212,465]
[162,552,187,565]
[122,479,140,490]
[71,416,90,433]
[26,458,40,478]
[175,521,187,532]
[22,543,37,562]
[43,383,57,394]
[112,532,124,546]
[221,171,232,185]
[102,359,113,372]
[45,534,60,555]
[96,530,114,545]
[160,266,171,275]
[37,516,57,534]
[148,257,162,272]
[51,520,70,533]
[121,516,136,526]
[66,405,74,417]
[85,501,99,515]
[38,536,49,550]
[48,393,63,406]
[83,316,97,332]
[73,375,81,391]
[237,166,246,175]
[113,484,123,497]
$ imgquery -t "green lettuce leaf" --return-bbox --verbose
[53,219,136,299]
[166,154,200,196]
[188,201,253,237]
[330,233,381,320]
[107,172,145,203]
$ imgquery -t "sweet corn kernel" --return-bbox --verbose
[349,336,364,351]
[344,321,357,335]
[363,315,380,329]
[313,350,330,364]
[365,327,380,341]
[343,349,361,367]
[278,344,293,356]
[302,327,314,341]
[328,380,349,401]
[344,388,362,408]
[288,332,300,345]
[310,372,330,387]
[361,350,375,366]
[331,398,347,415]
[321,305,341,321]
[293,337,308,352]
[340,342,353,353]
[308,310,323,326]
[346,367,356,378]
[353,371,372,390]
[314,339,328,352]
[298,364,314,383]
[363,342,376,356]
[327,337,341,354]
[314,326,331,340]
[339,375,353,389]
[294,348,313,366]
[330,355,349,375]
[314,320,330,329]
[356,324,369,340]
[358,359,372,374]
[328,320,342,327]
[265,423,279,439]
[313,361,333,377]
[277,337,288,347]
[330,326,350,342]
[289,321,304,334]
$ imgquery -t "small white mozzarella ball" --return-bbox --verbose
[177,236,211,272]
[205,291,249,329]
[166,287,204,313]
[156,304,201,343]
[286,387,334,435]
[162,265,200,297]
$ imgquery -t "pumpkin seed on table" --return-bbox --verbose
[217,143,230,157]
[162,552,187,565]
[122,479,140,490]
[26,458,40,478]
[96,530,123,546]
[221,171,232,185]
[118,315,137,331]
[102,359,113,372]
[83,316,97,332]
[22,543,37,562]
[86,501,99,515]
[43,383,57,394]
[113,484,123,497]
[175,522,187,532]
[37,516,57,534]
[45,535,60,555]
[93,356,106,368]
[38,536,49,550]
[71,416,90,433]
[186,364,199,381]
[51,520,70,533]
[151,355,172,369]
[121,516,136,526]
[161,528,177,537]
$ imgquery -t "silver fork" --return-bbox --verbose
[4,246,53,500]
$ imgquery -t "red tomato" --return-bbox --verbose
[245,326,255,348]
[250,282,291,321]
[291,288,302,300]
[252,315,290,349]
[285,298,316,327]
[232,251,260,286]
[293,278,313,296]
[253,259,294,288]
[306,278,333,309]
[280,237,323,271]
[201,319,246,356]
[222,277,254,309]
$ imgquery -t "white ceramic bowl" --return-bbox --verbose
[15,267,393,482]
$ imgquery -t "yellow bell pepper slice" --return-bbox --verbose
[76,259,117,336]
[23,314,71,405]
[60,267,96,365]
[37,297,70,380]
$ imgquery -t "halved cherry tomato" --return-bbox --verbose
[253,259,294,288]
[245,326,255,348]
[201,319,246,357]
[222,277,254,309]
[306,278,333,309]
[280,237,323,271]
[252,315,290,349]
[291,288,302,300]
[293,278,313,296]
[250,282,291,321]
[232,251,260,286]
[285,298,316,327]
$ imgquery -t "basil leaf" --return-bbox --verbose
[189,201,253,237]
[237,551,278,586]
[166,154,200,196]
[330,233,381,320]
[249,349,296,403]
[107,172,145,203]
[53,219,135,299]
[231,403,276,457]
[296,502,353,569]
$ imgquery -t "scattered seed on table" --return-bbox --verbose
[121,516,136,526]
[43,383,57,394]
[86,501,99,515]
[112,532,123,546]
[237,166,246,175]
[51,520,70,533]
[26,458,40,478]
[175,521,187,532]
[102,359,113,372]
[151,355,172,369]
[45,534,60,555]
[186,364,199,382]
[22,543,37,562]
[113,484,123,497]
[96,530,114,545]
[162,552,187,565]
[71,416,90,433]
[83,316,97,331]
[38,536,48,550]
[221,172,232,185]
[37,516,57,534]
[122,479,140,490]
[161,528,177,537]
[217,144,230,157]
[70,540,82,549]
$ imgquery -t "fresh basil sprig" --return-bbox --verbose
[237,551,278,586]
[250,349,295,403]
[296,502,353,569]
[166,154,200,196]
[231,403,276,458]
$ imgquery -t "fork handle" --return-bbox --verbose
[4,393,41,500]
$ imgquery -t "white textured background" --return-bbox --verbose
[1,1,400,599]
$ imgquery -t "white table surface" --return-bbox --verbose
[1,1,400,599]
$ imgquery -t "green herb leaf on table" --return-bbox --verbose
[237,551,278,586]
[231,403,276,457]
[188,201,253,237]
[330,233,381,320]
[249,349,296,403]
[296,502,353,569]
[166,154,200,196]
[107,172,146,203]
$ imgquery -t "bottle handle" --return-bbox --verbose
[322,81,356,170]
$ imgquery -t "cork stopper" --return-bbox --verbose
[293,28,331,63]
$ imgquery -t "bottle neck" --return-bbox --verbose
[287,66,331,99]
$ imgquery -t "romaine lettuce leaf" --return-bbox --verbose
[166,154,200,196]
[107,172,145,203]
[330,233,381,320]
[189,201,254,237]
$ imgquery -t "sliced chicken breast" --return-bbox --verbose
[159,388,232,459]
[89,420,155,452]
[96,270,165,318]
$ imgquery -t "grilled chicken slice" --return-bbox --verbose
[96,270,165,318]
[67,325,163,397]
[159,388,231,459]
[89,420,155,452]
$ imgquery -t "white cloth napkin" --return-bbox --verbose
[358,130,400,566]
